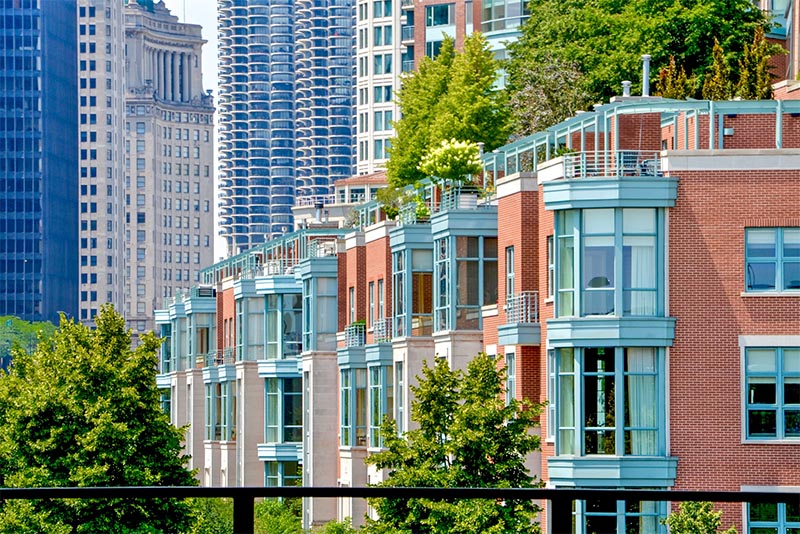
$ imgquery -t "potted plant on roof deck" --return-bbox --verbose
[419,138,483,209]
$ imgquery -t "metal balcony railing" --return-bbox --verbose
[345,322,366,347]
[562,151,662,179]
[401,0,413,8]
[222,347,236,364]
[372,317,393,343]
[505,291,539,324]
[437,186,492,213]
[294,194,336,207]
[401,25,414,42]
[402,59,415,73]
[308,238,338,258]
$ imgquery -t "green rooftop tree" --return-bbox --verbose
[0,305,197,534]
[364,354,542,534]
[737,26,783,100]
[387,34,509,188]
[507,0,772,117]
[702,39,734,100]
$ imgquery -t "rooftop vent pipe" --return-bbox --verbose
[642,55,651,97]
[622,81,631,97]
[314,202,323,222]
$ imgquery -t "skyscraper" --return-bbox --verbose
[77,0,126,325]
[217,0,356,255]
[0,0,78,322]
[123,0,216,337]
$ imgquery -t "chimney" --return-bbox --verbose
[314,202,323,223]
[642,55,651,97]
[622,81,632,97]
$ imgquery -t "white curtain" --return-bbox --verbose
[626,348,657,455]
[627,236,656,315]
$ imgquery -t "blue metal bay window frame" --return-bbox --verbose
[748,501,800,533]
[296,256,338,353]
[265,376,302,444]
[575,499,668,534]
[548,346,677,488]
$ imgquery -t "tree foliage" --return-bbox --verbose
[0,305,197,534]
[386,35,509,188]
[0,315,56,369]
[702,39,734,100]
[736,26,783,100]
[364,354,542,534]
[507,0,771,108]
[661,501,737,534]
[507,53,591,136]
[656,56,691,99]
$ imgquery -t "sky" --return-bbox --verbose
[160,1,227,259]
[160,0,219,96]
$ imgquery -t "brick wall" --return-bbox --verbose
[364,233,392,344]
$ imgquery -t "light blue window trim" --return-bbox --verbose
[265,460,302,488]
[395,361,405,435]
[298,258,338,353]
[505,245,515,299]
[369,364,394,448]
[265,293,303,360]
[392,250,407,337]
[378,279,385,320]
[340,369,352,446]
[748,501,800,533]
[555,208,665,318]
[505,351,516,405]
[433,235,498,332]
[220,381,236,441]
[555,347,665,457]
[369,281,375,328]
[745,228,800,292]
[575,499,667,534]
[547,349,556,439]
[205,383,221,441]
[744,347,800,440]
[265,377,302,444]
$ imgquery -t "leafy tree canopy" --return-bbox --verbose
[507,0,771,111]
[0,305,197,534]
[662,501,737,534]
[364,354,542,534]
[386,34,510,188]
[0,316,56,368]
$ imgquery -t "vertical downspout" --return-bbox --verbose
[776,99,784,149]
[709,101,716,150]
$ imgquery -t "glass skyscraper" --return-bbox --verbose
[0,0,78,322]
[218,0,355,255]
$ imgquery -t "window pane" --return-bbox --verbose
[786,378,800,404]
[559,348,574,372]
[787,501,800,522]
[748,349,776,372]
[785,410,800,436]
[784,262,800,289]
[749,378,776,404]
[484,237,498,258]
[586,348,615,373]
[786,349,800,372]
[747,229,777,257]
[583,209,614,234]
[750,502,779,522]
[784,229,800,257]
[749,409,777,436]
[457,261,479,305]
[747,262,776,290]
[412,249,432,270]
[623,208,655,234]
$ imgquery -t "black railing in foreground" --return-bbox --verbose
[1,486,799,534]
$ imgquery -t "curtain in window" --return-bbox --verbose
[626,348,657,455]
[626,236,656,315]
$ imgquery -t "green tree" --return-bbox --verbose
[254,499,302,534]
[662,501,737,534]
[0,316,56,367]
[702,39,734,100]
[737,26,783,100]
[0,305,197,534]
[364,354,542,534]
[507,0,771,107]
[312,518,359,534]
[507,53,591,136]
[656,56,691,99]
[386,34,509,188]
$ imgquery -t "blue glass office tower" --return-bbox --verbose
[218,0,355,255]
[0,0,78,322]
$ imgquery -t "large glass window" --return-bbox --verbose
[745,228,800,292]
[340,368,368,447]
[266,294,302,359]
[393,251,406,337]
[265,461,302,487]
[748,501,800,533]
[411,250,433,335]
[505,246,515,300]
[556,347,660,456]
[340,370,352,446]
[395,361,405,435]
[369,365,394,447]
[557,209,659,317]
[582,500,664,534]
[505,351,516,405]
[205,383,222,441]
[425,3,454,26]
[266,377,302,443]
[745,348,800,440]
[437,236,497,331]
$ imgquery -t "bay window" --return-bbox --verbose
[745,347,800,440]
[556,208,660,318]
[556,347,661,456]
[266,377,302,443]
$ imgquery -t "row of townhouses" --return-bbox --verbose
[156,95,800,533]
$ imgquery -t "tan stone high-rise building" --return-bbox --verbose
[122,0,215,337]
[77,0,126,325]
